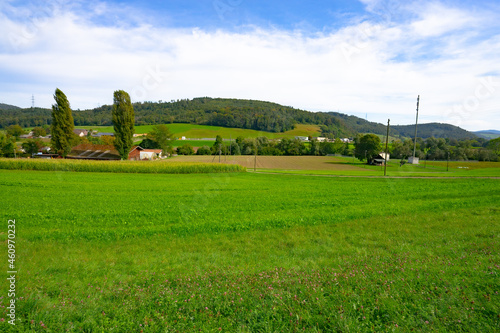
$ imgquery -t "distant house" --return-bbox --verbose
[314,137,327,142]
[20,132,33,139]
[372,152,390,165]
[67,144,161,161]
[140,149,163,160]
[295,136,309,142]
[73,129,88,137]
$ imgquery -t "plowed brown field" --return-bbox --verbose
[168,155,365,171]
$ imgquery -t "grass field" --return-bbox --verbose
[1,167,499,332]
[83,123,321,139]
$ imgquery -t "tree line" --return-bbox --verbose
[352,134,499,163]
[175,135,350,157]
[172,133,500,162]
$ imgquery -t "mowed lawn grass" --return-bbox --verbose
[0,170,499,332]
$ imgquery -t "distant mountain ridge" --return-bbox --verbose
[0,97,481,140]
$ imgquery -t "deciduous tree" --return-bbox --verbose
[51,88,75,157]
[354,134,381,163]
[32,127,46,137]
[112,90,135,160]
[6,125,24,140]
[22,139,43,156]
[148,124,175,156]
[177,144,195,155]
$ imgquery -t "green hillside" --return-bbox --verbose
[83,123,321,140]
[474,130,500,139]
[392,123,476,140]
[0,103,21,110]
[0,97,480,140]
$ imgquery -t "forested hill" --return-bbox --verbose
[0,103,21,110]
[392,123,476,140]
[79,98,356,137]
[0,97,478,139]
[0,98,355,137]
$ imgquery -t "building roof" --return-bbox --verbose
[74,129,88,134]
[91,132,114,137]
[67,144,142,160]
[141,149,162,153]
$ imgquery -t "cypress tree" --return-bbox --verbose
[51,88,74,157]
[112,90,135,160]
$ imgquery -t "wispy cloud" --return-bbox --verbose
[0,0,498,130]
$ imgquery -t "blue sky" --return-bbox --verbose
[1,0,499,131]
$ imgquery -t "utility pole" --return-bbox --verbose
[254,143,257,172]
[447,151,449,171]
[384,119,390,176]
[412,95,420,160]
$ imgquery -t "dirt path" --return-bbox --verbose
[249,170,500,179]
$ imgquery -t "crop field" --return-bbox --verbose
[0,158,245,174]
[1,168,499,332]
[85,123,321,139]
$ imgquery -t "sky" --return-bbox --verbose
[0,0,499,131]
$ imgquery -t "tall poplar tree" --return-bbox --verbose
[112,90,135,160]
[51,88,74,157]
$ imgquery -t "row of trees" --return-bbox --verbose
[173,133,500,161]
[352,134,500,163]
[389,137,500,162]
[175,135,350,156]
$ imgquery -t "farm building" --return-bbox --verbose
[140,149,163,160]
[372,153,390,165]
[67,144,162,161]
[73,129,88,137]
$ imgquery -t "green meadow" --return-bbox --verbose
[83,123,321,139]
[1,167,499,332]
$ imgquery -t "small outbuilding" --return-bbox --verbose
[372,152,390,165]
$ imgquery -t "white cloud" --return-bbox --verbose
[0,1,499,131]
[410,3,476,37]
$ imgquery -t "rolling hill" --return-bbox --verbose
[392,123,477,140]
[0,103,21,111]
[474,130,500,139]
[0,97,480,140]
